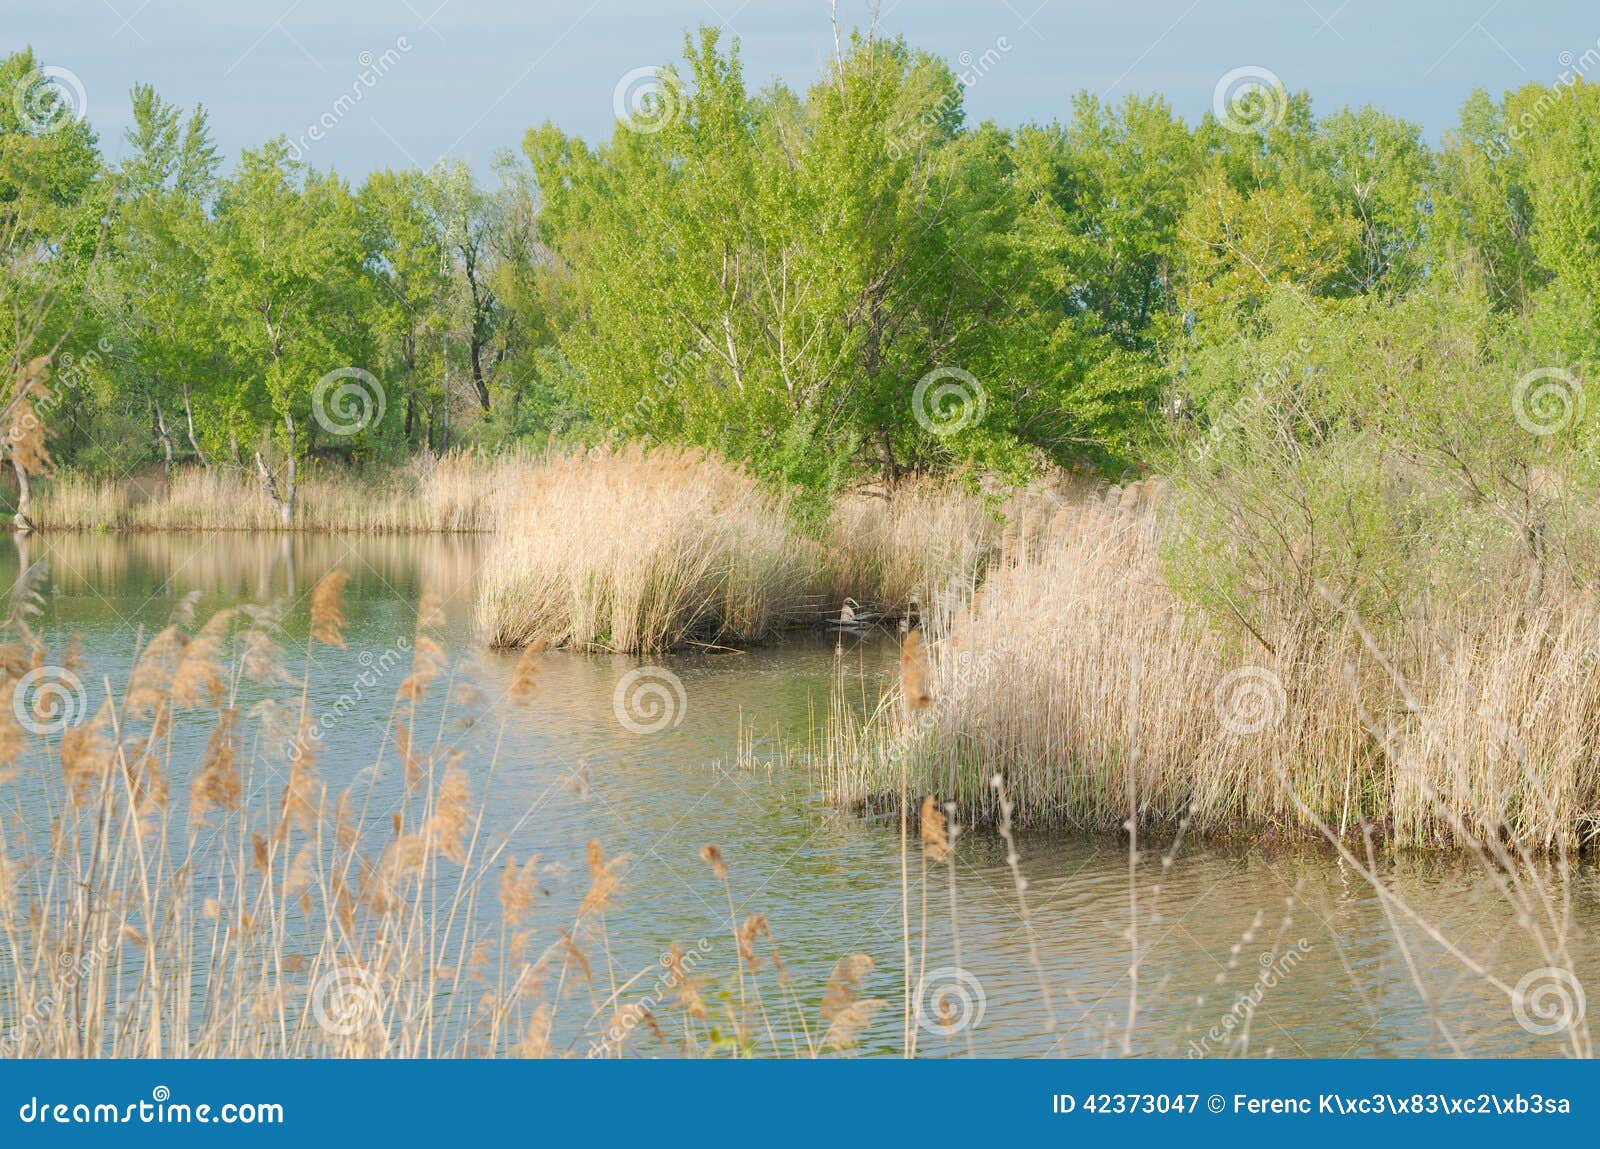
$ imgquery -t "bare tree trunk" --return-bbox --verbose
[467,340,491,411]
[182,383,209,468]
[876,428,900,491]
[441,373,452,453]
[255,412,299,527]
[152,400,174,482]
[254,450,283,522]
[281,411,298,526]
[11,456,33,533]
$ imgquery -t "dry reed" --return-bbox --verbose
[474,444,813,652]
[823,481,1000,618]
[0,576,887,1058]
[824,481,1600,851]
[31,450,536,534]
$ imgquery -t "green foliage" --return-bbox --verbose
[6,29,1600,512]
[1164,272,1598,654]
[0,47,106,380]
[525,31,1150,487]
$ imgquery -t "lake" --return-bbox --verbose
[5,530,1593,1057]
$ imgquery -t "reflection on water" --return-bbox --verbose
[4,531,1594,1057]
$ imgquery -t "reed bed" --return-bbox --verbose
[0,570,888,1058]
[475,456,1024,652]
[822,481,1000,619]
[31,451,536,534]
[823,481,1600,851]
[32,445,1034,654]
[475,444,815,653]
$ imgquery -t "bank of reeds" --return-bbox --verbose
[822,482,1000,619]
[36,446,1012,654]
[823,481,1600,851]
[30,450,534,533]
[475,452,1029,652]
[0,571,888,1057]
[475,444,817,652]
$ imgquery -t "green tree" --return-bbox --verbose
[92,84,221,476]
[207,140,374,520]
[0,48,105,522]
[528,28,1110,489]
[360,167,449,447]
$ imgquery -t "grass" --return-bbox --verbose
[471,446,1013,653]
[0,553,1588,1059]
[822,480,1000,619]
[474,444,816,653]
[822,480,1600,853]
[30,450,536,534]
[0,570,889,1058]
[31,446,1011,654]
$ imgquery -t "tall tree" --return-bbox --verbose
[207,141,374,521]
[93,84,221,475]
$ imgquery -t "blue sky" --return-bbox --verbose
[6,0,1598,177]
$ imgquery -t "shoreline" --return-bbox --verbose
[20,459,1600,855]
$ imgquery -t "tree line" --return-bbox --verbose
[3,28,1598,511]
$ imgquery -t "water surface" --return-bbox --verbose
[6,531,1594,1057]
